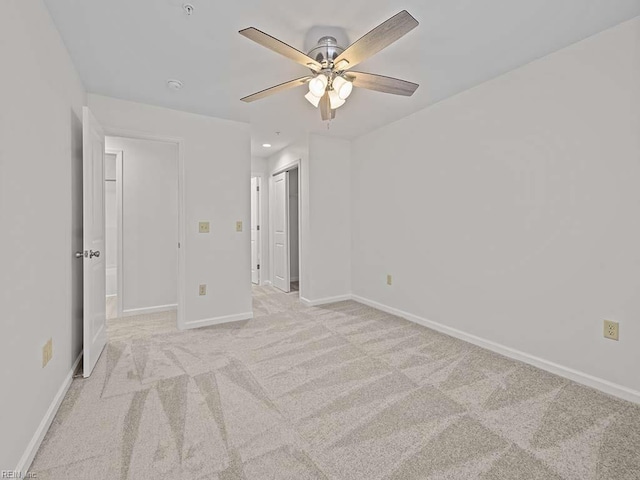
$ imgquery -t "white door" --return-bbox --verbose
[272,172,290,292]
[82,107,107,377]
[250,177,260,284]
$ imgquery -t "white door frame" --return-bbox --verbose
[105,149,124,317]
[103,127,186,330]
[82,106,107,377]
[250,175,262,285]
[270,159,302,292]
[251,171,268,285]
[272,171,290,292]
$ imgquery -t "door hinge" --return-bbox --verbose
[257,185,260,192]
[178,242,181,248]
[257,264,260,270]
[257,225,260,231]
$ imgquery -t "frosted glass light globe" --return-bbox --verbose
[332,76,353,100]
[308,75,328,97]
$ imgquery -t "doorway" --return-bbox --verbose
[272,165,300,294]
[104,136,180,320]
[81,107,185,377]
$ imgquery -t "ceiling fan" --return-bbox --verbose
[239,10,419,121]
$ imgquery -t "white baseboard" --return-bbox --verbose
[16,351,83,473]
[290,276,299,282]
[106,294,117,299]
[300,294,352,307]
[122,304,177,317]
[351,294,640,405]
[262,280,272,287]
[183,311,253,330]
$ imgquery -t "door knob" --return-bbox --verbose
[75,251,84,259]
[89,250,100,258]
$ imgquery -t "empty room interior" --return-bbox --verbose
[2,1,640,479]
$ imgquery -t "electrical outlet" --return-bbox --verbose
[199,222,210,233]
[604,320,619,341]
[199,284,207,296]
[42,338,52,368]
[387,274,393,286]
[236,221,243,232]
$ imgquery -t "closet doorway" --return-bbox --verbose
[272,165,300,294]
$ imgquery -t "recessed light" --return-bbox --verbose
[167,79,183,91]
[262,143,272,148]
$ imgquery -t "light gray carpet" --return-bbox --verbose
[31,286,640,479]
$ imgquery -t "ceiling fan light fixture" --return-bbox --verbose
[238,10,420,121]
[328,90,345,109]
[308,74,328,97]
[305,91,321,107]
[332,75,353,100]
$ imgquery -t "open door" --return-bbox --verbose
[82,106,107,377]
[273,171,290,292]
[250,177,260,284]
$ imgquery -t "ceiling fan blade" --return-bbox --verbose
[239,27,322,72]
[240,76,312,103]
[346,71,419,96]
[320,92,331,121]
[333,10,418,71]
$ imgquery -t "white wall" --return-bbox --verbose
[105,136,178,313]
[0,0,86,470]
[307,135,351,302]
[351,18,640,395]
[89,94,252,328]
[251,156,268,175]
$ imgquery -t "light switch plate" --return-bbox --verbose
[236,221,243,232]
[199,222,210,233]
[386,275,393,286]
[199,284,207,296]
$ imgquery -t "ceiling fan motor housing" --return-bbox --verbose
[307,36,344,69]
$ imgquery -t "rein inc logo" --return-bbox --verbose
[1,472,37,478]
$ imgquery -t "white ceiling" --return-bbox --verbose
[44,0,640,157]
